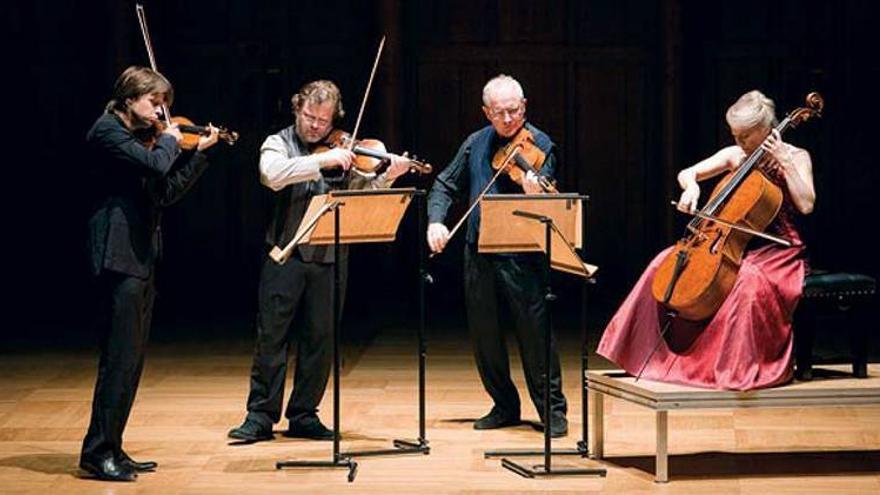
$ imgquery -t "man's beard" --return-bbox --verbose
[294,118,326,144]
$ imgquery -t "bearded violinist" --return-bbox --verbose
[228,80,411,443]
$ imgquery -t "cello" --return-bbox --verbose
[651,92,823,322]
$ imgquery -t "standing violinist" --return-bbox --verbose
[81,66,219,481]
[598,90,815,391]
[229,80,411,443]
[426,74,569,437]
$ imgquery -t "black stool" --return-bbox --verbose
[794,271,876,380]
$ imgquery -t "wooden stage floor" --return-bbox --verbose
[1,331,879,494]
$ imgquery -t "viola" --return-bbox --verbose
[314,128,432,175]
[491,127,556,192]
[650,92,823,321]
[430,124,557,257]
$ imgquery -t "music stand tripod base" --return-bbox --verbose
[276,457,359,483]
[344,439,430,458]
[500,458,608,478]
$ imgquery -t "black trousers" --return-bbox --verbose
[245,254,347,427]
[464,246,567,420]
[81,271,155,463]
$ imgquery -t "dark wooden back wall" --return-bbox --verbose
[7,0,879,345]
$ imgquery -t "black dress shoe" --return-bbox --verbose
[79,455,137,482]
[283,416,334,441]
[473,408,521,430]
[119,451,158,472]
[543,413,568,438]
[228,418,274,443]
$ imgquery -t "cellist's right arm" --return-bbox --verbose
[675,146,742,213]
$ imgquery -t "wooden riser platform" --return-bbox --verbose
[588,365,880,482]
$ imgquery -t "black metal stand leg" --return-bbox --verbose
[576,277,595,455]
[408,192,431,452]
[275,458,359,483]
[487,215,606,478]
[345,192,430,458]
[276,203,359,482]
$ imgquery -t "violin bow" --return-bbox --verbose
[135,4,172,127]
[348,36,385,150]
[430,143,524,257]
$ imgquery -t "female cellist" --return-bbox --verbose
[597,90,815,391]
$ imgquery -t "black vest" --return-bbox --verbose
[264,126,345,264]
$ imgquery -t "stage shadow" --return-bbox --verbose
[606,449,880,480]
[228,429,386,447]
[442,417,478,424]
[0,453,79,476]
[442,417,551,434]
[802,367,858,380]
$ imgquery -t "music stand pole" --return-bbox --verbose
[277,201,358,482]
[490,211,606,478]
[343,191,430,458]
[389,191,431,452]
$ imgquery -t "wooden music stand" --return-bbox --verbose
[275,188,430,482]
[270,189,414,264]
[479,193,597,277]
[479,194,606,479]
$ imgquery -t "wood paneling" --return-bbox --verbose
[8,0,879,339]
[409,1,660,304]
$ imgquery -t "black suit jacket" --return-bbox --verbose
[86,112,210,279]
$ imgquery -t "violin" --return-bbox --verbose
[491,127,556,192]
[135,4,239,151]
[650,92,824,321]
[140,116,239,150]
[314,128,432,175]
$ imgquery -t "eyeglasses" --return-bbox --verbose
[487,104,525,120]
[299,111,331,127]
[486,105,525,120]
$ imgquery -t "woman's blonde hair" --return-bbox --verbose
[726,90,778,129]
